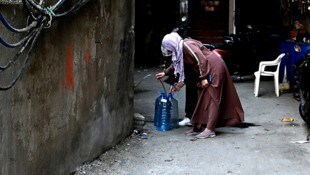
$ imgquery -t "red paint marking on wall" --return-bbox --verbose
[85,48,91,64]
[64,41,74,92]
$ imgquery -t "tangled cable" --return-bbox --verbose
[0,0,90,90]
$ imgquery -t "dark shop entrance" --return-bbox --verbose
[135,0,230,68]
[135,0,306,68]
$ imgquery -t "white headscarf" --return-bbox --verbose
[161,32,184,82]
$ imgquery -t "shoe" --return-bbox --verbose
[185,126,203,136]
[185,129,200,136]
[195,129,216,139]
[179,118,192,126]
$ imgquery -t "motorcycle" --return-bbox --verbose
[221,25,261,78]
[163,27,256,82]
[293,44,310,124]
[221,25,283,82]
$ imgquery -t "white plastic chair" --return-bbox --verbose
[254,53,286,97]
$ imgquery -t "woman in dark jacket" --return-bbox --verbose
[156,32,244,139]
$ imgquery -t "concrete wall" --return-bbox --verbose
[0,0,135,174]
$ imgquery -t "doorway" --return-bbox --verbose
[187,0,229,46]
[134,0,231,67]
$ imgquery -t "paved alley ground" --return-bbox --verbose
[74,67,310,175]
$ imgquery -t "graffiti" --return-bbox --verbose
[85,48,91,64]
[63,41,74,92]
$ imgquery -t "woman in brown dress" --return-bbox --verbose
[156,32,244,139]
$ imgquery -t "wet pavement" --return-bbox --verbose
[74,67,310,175]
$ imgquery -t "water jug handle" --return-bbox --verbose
[167,93,173,98]
[158,91,166,96]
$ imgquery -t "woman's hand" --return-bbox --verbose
[201,79,209,88]
[170,82,185,92]
[156,72,165,79]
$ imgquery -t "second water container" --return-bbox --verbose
[154,92,179,131]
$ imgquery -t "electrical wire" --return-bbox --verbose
[53,0,90,18]
[0,28,37,71]
[0,12,37,33]
[0,22,44,90]
[50,0,66,11]
[0,29,36,48]
[0,0,90,90]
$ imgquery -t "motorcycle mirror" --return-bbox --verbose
[294,44,302,52]
[181,16,187,22]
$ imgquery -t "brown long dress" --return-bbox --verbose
[182,38,244,130]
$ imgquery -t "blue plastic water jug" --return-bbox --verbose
[154,92,171,131]
[167,93,179,129]
[154,92,166,127]
[154,92,179,131]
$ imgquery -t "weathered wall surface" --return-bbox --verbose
[0,0,135,174]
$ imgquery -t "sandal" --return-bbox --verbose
[185,126,203,136]
[195,129,216,139]
[185,129,200,136]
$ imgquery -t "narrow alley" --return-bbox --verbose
[74,67,310,175]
